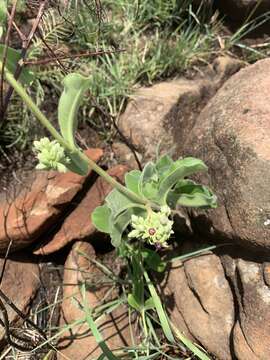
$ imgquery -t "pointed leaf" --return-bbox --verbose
[144,297,155,310]
[58,73,90,147]
[92,205,111,233]
[156,154,174,181]
[127,294,141,311]
[139,162,159,200]
[0,45,34,84]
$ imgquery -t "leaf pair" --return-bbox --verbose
[126,154,217,209]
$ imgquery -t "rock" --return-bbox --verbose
[57,241,132,360]
[118,79,212,161]
[163,248,234,360]
[178,59,270,251]
[0,149,103,254]
[34,165,128,255]
[217,0,270,21]
[118,58,242,162]
[0,254,39,341]
[112,142,142,170]
[222,255,270,359]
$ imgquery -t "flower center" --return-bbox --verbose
[148,228,156,236]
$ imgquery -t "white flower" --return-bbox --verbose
[128,205,173,248]
[33,137,70,172]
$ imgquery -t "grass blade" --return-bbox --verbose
[143,270,174,343]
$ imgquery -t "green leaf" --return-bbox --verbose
[167,179,217,209]
[127,293,141,311]
[106,188,135,216]
[0,1,7,24]
[58,73,90,148]
[158,157,208,204]
[125,169,141,195]
[171,323,211,360]
[144,297,155,310]
[139,162,159,200]
[142,248,166,272]
[144,270,174,343]
[110,209,132,247]
[92,205,111,233]
[65,150,89,176]
[0,44,34,85]
[156,154,174,181]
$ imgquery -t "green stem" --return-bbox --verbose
[0,61,147,205]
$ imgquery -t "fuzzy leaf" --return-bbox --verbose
[106,189,135,216]
[58,73,90,147]
[167,179,217,209]
[92,205,111,233]
[110,209,132,247]
[139,162,159,200]
[156,154,174,180]
[0,45,34,84]
[158,157,208,204]
[125,170,141,195]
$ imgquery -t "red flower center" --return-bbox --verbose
[148,228,156,236]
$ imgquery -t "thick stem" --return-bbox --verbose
[0,61,147,205]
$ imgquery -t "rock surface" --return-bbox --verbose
[178,59,270,251]
[58,241,132,360]
[118,79,211,161]
[222,254,270,359]
[0,254,39,341]
[118,56,242,162]
[163,248,234,360]
[34,165,128,255]
[217,0,270,21]
[0,149,103,253]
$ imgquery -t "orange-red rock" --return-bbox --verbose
[0,254,40,341]
[34,165,127,255]
[0,148,103,253]
[57,241,132,360]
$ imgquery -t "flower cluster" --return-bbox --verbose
[128,205,173,248]
[33,137,70,172]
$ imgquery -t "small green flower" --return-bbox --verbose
[128,205,173,248]
[33,137,70,173]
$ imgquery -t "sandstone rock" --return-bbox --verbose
[222,255,270,359]
[34,165,127,255]
[112,141,142,170]
[118,79,212,161]
[217,0,270,21]
[163,248,234,360]
[0,149,103,254]
[57,242,132,360]
[118,58,242,163]
[0,254,39,341]
[179,59,270,251]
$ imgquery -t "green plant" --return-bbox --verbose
[0,51,217,357]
